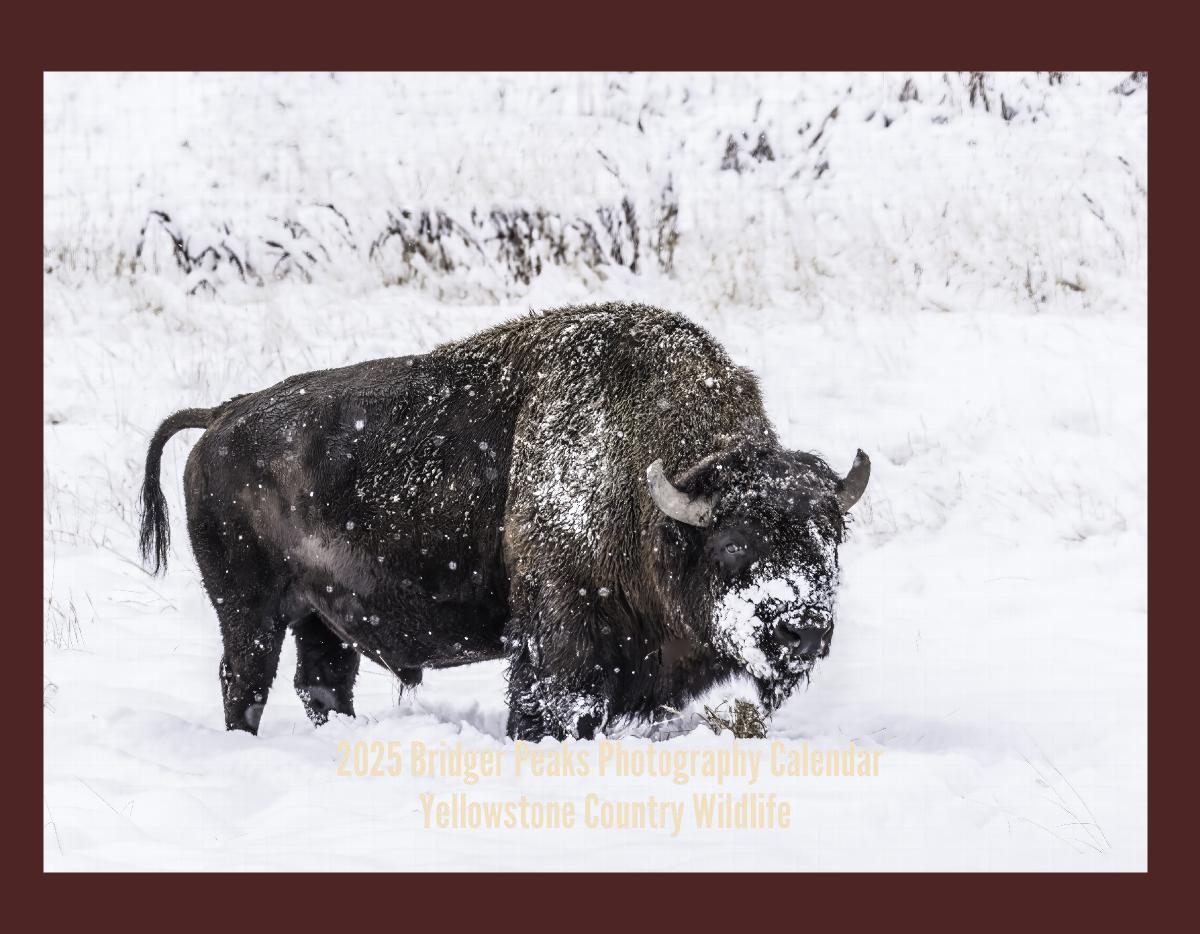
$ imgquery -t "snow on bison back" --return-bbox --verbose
[138,302,870,740]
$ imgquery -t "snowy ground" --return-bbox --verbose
[44,72,1146,871]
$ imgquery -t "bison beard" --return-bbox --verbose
[138,303,869,739]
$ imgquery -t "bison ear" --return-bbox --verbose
[835,449,871,512]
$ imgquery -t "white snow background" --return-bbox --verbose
[43,72,1147,871]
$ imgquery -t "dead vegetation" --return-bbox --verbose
[701,698,769,739]
[123,182,683,297]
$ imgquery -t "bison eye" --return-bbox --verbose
[722,542,746,557]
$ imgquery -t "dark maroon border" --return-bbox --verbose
[21,0,1173,915]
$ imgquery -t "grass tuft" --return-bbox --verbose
[701,698,768,739]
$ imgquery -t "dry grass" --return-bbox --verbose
[701,698,768,739]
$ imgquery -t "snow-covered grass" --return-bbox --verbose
[43,72,1146,871]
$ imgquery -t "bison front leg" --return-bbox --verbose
[505,637,609,741]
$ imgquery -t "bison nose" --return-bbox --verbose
[775,621,825,656]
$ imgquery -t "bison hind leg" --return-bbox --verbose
[217,618,286,734]
[292,613,360,726]
[190,511,289,734]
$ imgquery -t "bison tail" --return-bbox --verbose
[139,406,216,575]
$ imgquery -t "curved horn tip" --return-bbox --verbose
[837,449,871,513]
[646,458,714,528]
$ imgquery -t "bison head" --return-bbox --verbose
[646,442,870,710]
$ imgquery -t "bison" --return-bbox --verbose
[139,303,869,739]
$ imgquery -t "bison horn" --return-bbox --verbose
[646,459,714,527]
[836,449,871,513]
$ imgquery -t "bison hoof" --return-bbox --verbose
[239,702,265,732]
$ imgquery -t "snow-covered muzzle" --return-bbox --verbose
[710,519,841,711]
